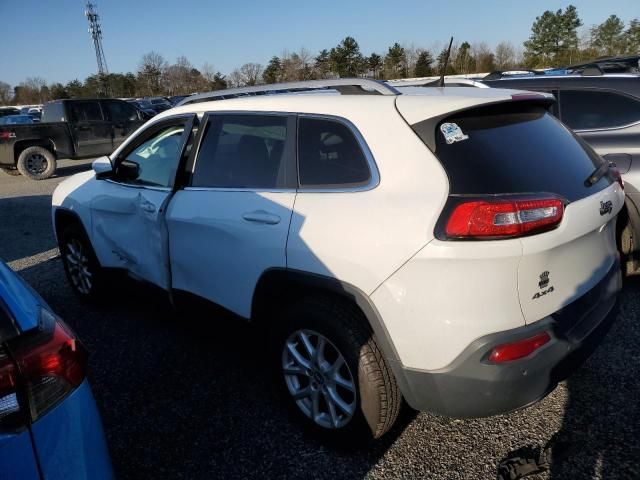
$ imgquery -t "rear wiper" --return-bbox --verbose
[584,162,611,187]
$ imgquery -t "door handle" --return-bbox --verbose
[242,210,281,225]
[140,201,156,213]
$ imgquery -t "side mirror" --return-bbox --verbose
[92,156,114,179]
[117,160,140,182]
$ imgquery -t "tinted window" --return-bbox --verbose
[117,123,186,187]
[560,90,640,130]
[413,102,611,202]
[68,101,103,122]
[192,115,289,189]
[298,117,370,187]
[104,101,138,123]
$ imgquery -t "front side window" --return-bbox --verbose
[116,123,186,187]
[560,89,640,130]
[297,117,371,187]
[192,114,290,189]
[68,101,103,122]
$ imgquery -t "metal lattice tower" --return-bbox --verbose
[85,2,109,76]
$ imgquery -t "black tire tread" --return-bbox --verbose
[16,146,56,180]
[296,294,401,438]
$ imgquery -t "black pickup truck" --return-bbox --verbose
[0,99,148,179]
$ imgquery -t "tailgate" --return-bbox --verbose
[518,182,624,323]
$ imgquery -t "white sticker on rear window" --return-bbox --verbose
[440,123,469,144]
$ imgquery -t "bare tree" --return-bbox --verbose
[239,63,263,86]
[494,41,516,70]
[0,81,13,105]
[227,69,245,88]
[472,42,496,73]
[137,51,167,95]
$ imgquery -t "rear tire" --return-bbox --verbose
[16,146,56,180]
[0,166,20,176]
[59,223,106,301]
[273,295,401,445]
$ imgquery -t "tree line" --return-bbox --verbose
[1,6,638,106]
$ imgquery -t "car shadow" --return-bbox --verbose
[14,255,416,480]
[0,195,56,263]
[547,275,640,479]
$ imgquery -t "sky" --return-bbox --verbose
[1,0,638,86]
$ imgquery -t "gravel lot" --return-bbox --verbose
[1,160,639,479]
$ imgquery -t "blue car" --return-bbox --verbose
[0,261,113,479]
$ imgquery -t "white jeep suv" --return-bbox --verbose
[52,79,624,442]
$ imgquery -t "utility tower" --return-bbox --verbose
[85,2,109,77]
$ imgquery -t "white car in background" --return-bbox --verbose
[51,79,623,443]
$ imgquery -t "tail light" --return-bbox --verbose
[488,331,551,363]
[0,309,87,430]
[0,131,15,141]
[444,196,564,239]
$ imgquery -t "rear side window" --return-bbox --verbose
[560,90,640,130]
[68,101,103,122]
[103,100,138,123]
[192,114,291,189]
[298,117,371,187]
[412,102,611,202]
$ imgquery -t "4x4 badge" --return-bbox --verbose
[600,200,613,216]
[538,271,550,289]
[533,271,554,300]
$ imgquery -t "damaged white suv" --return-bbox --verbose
[52,79,624,443]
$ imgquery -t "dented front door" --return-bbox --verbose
[90,184,172,290]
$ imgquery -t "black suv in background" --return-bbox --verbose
[0,98,146,179]
[482,73,640,275]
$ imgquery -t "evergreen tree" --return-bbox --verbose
[367,53,383,79]
[263,56,283,84]
[384,43,407,78]
[591,15,627,56]
[329,37,365,77]
[524,5,582,66]
[414,50,434,77]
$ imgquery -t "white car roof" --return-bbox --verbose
[157,86,548,125]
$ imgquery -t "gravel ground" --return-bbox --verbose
[1,160,639,480]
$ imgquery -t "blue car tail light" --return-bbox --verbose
[0,309,87,430]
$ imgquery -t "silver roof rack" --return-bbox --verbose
[178,78,401,106]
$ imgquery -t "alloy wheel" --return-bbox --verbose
[65,238,92,294]
[282,329,356,429]
[25,153,48,175]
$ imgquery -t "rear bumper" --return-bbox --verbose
[394,257,621,417]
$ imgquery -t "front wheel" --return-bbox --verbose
[274,296,402,444]
[59,224,105,300]
[16,146,57,180]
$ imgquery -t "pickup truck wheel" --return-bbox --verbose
[17,146,56,180]
[0,167,20,176]
[273,295,401,445]
[59,224,105,300]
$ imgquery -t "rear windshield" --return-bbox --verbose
[412,102,611,202]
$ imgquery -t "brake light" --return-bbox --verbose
[445,197,564,238]
[609,164,624,189]
[488,332,551,363]
[0,131,14,141]
[0,309,87,429]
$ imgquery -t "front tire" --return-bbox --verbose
[59,224,105,301]
[274,295,401,444]
[17,146,57,180]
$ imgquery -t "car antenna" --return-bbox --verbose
[438,37,454,87]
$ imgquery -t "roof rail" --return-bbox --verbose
[483,70,546,80]
[177,78,400,106]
